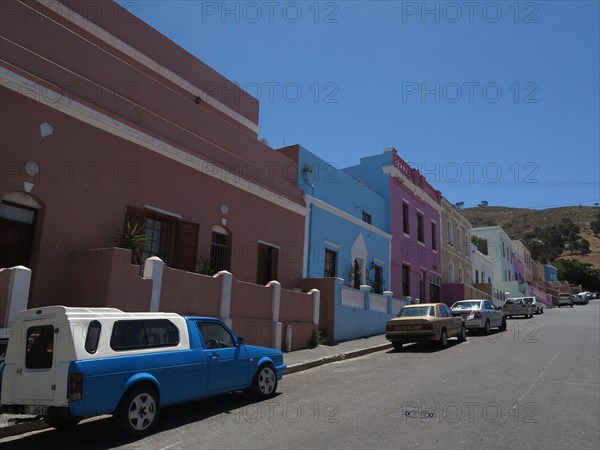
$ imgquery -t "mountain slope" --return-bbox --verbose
[461,206,600,268]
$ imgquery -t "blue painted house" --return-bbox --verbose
[544,264,558,284]
[278,145,405,341]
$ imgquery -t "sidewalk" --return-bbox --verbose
[0,334,391,439]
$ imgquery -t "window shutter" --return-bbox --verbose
[173,221,199,272]
[125,205,145,229]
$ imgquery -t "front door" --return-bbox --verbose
[195,321,248,393]
[0,202,37,268]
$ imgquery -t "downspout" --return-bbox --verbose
[303,196,313,278]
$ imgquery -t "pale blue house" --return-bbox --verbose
[278,145,405,341]
[544,264,558,284]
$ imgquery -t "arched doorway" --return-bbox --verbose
[0,192,42,269]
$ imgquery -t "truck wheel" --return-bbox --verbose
[46,414,80,430]
[116,386,159,436]
[252,363,278,399]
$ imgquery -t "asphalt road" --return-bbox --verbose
[2,301,599,449]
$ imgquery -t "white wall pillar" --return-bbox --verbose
[309,288,320,325]
[143,257,164,312]
[215,270,233,322]
[267,281,282,349]
[3,266,31,327]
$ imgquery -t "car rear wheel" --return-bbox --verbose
[483,320,491,335]
[438,329,448,348]
[499,318,507,331]
[252,363,278,399]
[116,386,159,437]
[458,325,467,342]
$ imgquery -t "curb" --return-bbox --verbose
[285,342,393,375]
[0,417,48,439]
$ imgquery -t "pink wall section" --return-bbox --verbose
[230,281,272,319]
[67,248,152,311]
[160,266,221,317]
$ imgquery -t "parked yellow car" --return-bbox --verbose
[385,303,466,350]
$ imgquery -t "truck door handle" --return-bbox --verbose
[209,353,219,361]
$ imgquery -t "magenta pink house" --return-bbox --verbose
[344,148,442,302]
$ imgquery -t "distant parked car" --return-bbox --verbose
[523,296,544,314]
[573,293,588,305]
[503,298,533,318]
[557,293,574,308]
[385,303,466,350]
[450,299,506,334]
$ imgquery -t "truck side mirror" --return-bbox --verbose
[236,336,244,346]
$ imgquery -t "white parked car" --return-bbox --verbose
[573,293,588,305]
[450,299,507,334]
[557,293,573,308]
[523,297,544,314]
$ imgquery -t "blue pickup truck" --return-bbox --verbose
[0,306,286,436]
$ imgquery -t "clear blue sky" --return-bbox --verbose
[124,1,599,209]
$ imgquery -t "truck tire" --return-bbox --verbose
[252,363,278,399]
[115,386,159,436]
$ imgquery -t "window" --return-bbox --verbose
[429,283,440,302]
[448,221,454,245]
[196,322,235,349]
[417,212,424,243]
[324,249,337,278]
[484,301,495,310]
[25,325,54,369]
[142,216,170,263]
[466,271,471,285]
[110,320,179,351]
[257,243,279,285]
[438,304,449,317]
[373,264,383,294]
[362,211,372,225]
[402,202,409,235]
[475,270,479,284]
[210,231,230,272]
[402,264,410,297]
[85,321,101,354]
[477,238,488,255]
[419,270,426,301]
[431,222,437,250]
[458,227,463,253]
[458,267,464,284]
[125,205,199,272]
[449,263,455,283]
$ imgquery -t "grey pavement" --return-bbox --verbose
[0,333,391,439]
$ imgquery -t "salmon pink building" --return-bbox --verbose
[0,0,319,349]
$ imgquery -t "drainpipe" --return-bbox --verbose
[303,197,313,279]
[286,325,292,352]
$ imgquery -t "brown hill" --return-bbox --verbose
[461,206,600,268]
